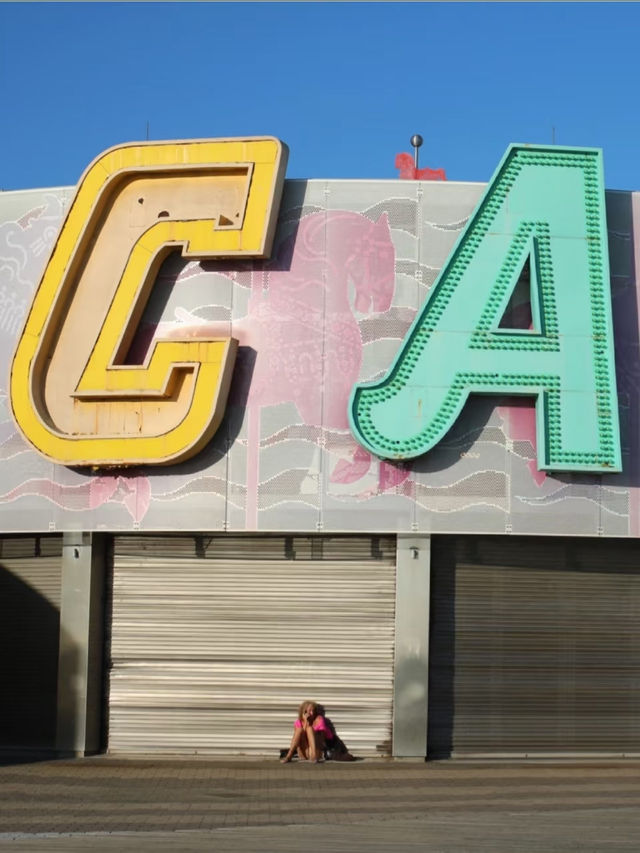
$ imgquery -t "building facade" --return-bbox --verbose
[1,140,638,758]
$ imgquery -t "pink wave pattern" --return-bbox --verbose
[497,398,546,487]
[331,445,410,494]
[0,476,151,523]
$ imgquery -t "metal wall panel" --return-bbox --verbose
[428,536,640,757]
[1,182,638,537]
[107,535,396,756]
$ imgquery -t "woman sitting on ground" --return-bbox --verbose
[281,700,332,763]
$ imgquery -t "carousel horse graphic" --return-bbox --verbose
[242,210,406,509]
[161,209,402,517]
[245,210,396,428]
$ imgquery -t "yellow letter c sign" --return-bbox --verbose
[10,137,287,467]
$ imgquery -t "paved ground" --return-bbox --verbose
[0,756,639,852]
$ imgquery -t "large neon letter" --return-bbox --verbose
[350,145,621,472]
[11,138,287,467]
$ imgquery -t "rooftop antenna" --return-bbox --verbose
[411,134,423,170]
[146,121,150,141]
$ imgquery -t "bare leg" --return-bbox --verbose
[281,727,304,763]
[306,724,317,762]
[305,725,326,762]
[296,733,308,760]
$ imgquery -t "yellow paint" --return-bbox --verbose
[10,138,287,466]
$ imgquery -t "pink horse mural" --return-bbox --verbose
[243,211,406,513]
[245,210,395,428]
[164,209,404,520]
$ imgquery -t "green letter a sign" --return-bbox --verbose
[349,145,621,472]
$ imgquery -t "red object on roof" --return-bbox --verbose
[395,152,446,181]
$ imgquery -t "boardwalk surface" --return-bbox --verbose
[1,756,638,851]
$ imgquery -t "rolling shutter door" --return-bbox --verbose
[107,535,396,756]
[429,536,640,757]
[0,535,62,751]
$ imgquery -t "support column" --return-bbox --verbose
[392,534,431,758]
[56,532,106,756]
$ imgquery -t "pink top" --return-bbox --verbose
[294,714,333,739]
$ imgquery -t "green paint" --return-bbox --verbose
[349,144,621,472]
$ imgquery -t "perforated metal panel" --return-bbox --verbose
[107,535,396,756]
[3,183,638,538]
[428,536,640,757]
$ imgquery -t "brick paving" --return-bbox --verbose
[0,756,639,851]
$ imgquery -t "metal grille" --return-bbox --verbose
[107,535,396,756]
[428,536,640,757]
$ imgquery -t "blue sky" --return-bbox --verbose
[1,2,638,191]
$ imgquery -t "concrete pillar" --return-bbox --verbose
[392,534,431,758]
[56,532,106,756]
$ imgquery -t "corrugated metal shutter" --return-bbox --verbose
[429,536,640,757]
[107,535,396,756]
[0,535,62,751]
